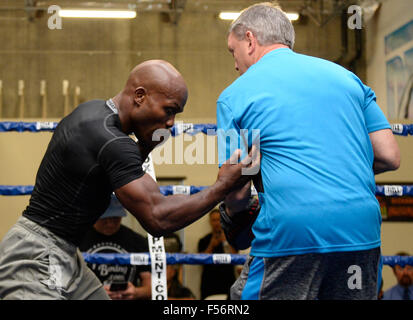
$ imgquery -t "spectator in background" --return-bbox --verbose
[383,252,413,300]
[198,208,238,299]
[164,233,195,300]
[79,194,151,300]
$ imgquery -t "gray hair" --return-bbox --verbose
[229,2,295,49]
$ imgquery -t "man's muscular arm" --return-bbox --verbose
[115,174,225,236]
[115,147,259,236]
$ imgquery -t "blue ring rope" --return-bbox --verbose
[83,253,248,265]
[0,121,58,132]
[2,184,413,196]
[0,185,34,196]
[0,121,412,136]
[82,253,413,267]
[375,185,413,197]
[0,185,208,196]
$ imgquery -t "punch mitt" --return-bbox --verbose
[219,197,260,250]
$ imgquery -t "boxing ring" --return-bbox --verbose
[1,120,413,299]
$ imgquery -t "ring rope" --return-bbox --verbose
[1,121,413,136]
[83,252,248,266]
[0,121,57,132]
[0,121,219,136]
[2,184,413,196]
[82,252,413,267]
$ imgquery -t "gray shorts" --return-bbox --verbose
[0,216,109,300]
[231,247,380,300]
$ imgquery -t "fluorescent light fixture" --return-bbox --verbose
[286,13,299,21]
[219,11,299,21]
[219,12,241,20]
[58,9,137,19]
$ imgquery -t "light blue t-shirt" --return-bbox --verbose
[217,48,391,257]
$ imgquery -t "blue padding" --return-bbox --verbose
[0,185,34,195]
[3,184,413,197]
[382,255,413,268]
[83,253,132,265]
[391,124,413,136]
[158,185,207,196]
[167,253,247,265]
[0,185,210,196]
[170,124,217,136]
[0,121,412,136]
[375,185,413,196]
[82,253,248,265]
[82,253,413,266]
[0,121,219,135]
[0,121,58,132]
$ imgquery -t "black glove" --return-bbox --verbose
[219,197,260,250]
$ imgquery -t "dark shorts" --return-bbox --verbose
[231,247,380,300]
[0,216,109,300]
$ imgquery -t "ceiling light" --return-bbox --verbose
[58,9,137,19]
[286,13,299,21]
[219,12,241,20]
[219,11,299,21]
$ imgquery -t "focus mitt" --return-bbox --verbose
[219,197,260,250]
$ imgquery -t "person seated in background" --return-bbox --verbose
[197,208,238,300]
[164,233,195,300]
[383,251,413,300]
[79,194,151,300]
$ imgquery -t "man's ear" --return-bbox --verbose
[245,31,256,55]
[134,87,146,106]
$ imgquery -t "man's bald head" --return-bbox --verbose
[114,60,188,155]
[125,60,188,104]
